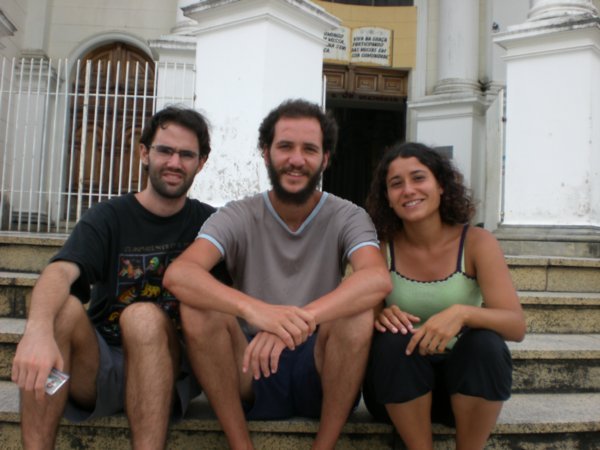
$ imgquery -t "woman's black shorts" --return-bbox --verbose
[363,328,513,427]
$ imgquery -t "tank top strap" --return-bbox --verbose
[456,224,469,272]
[388,240,396,271]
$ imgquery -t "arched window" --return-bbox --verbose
[67,42,155,215]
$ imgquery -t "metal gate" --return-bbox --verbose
[0,56,195,234]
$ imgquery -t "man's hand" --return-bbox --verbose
[243,303,316,350]
[242,331,287,380]
[12,329,64,401]
[406,304,465,356]
[375,305,420,334]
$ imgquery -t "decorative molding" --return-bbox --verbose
[0,9,17,37]
[183,0,340,44]
[324,64,408,98]
[149,35,197,52]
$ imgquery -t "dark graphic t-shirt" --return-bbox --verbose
[51,193,223,346]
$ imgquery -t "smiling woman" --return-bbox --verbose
[363,141,525,450]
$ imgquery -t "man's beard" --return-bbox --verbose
[267,161,325,205]
[147,161,195,199]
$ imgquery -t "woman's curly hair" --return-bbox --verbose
[366,142,476,242]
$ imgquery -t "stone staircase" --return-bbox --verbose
[0,235,599,449]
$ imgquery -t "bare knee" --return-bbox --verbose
[331,309,374,344]
[180,304,232,342]
[53,296,92,344]
[320,309,375,352]
[119,302,172,346]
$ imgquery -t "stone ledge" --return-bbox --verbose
[0,272,38,286]
[0,233,66,246]
[507,334,600,359]
[1,382,598,437]
[506,256,600,267]
[519,291,600,305]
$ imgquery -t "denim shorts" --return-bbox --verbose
[243,333,323,420]
[64,329,201,422]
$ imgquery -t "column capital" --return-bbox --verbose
[433,0,480,95]
[171,0,198,35]
[183,0,339,41]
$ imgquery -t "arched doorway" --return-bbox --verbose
[67,42,155,216]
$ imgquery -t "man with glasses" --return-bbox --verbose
[12,106,222,449]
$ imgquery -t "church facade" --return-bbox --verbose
[1,0,599,254]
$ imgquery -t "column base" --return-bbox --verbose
[433,78,481,95]
[494,225,600,258]
[528,0,598,21]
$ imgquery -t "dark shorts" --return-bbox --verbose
[363,328,512,427]
[243,333,323,420]
[64,329,201,423]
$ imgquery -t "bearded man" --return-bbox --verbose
[164,99,391,450]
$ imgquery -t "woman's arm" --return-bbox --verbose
[458,226,526,342]
[406,227,526,356]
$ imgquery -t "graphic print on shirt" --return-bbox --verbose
[98,251,180,341]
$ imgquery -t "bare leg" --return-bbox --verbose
[20,296,99,450]
[452,393,502,450]
[120,302,181,450]
[385,393,433,450]
[180,304,254,450]
[312,309,373,450]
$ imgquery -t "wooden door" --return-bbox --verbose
[68,43,154,214]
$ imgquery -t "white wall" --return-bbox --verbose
[188,0,337,205]
[47,0,178,59]
[485,0,530,86]
[0,0,26,59]
[503,34,600,226]
[592,47,600,225]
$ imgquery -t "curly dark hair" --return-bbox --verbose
[257,99,338,156]
[139,106,211,159]
[366,142,475,241]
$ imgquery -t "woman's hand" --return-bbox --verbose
[375,305,420,334]
[406,304,465,355]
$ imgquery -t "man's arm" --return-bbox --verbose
[242,245,391,380]
[303,245,392,325]
[164,238,316,349]
[12,261,81,400]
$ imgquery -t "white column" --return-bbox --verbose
[21,0,51,58]
[494,1,600,229]
[409,0,486,224]
[184,0,339,206]
[528,0,598,20]
[434,0,480,94]
[149,0,199,106]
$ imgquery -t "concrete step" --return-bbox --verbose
[3,270,600,336]
[508,334,600,393]
[507,256,600,293]
[496,225,600,259]
[0,381,598,449]
[1,233,599,293]
[1,318,599,393]
[0,234,64,274]
[520,291,600,333]
[0,272,37,318]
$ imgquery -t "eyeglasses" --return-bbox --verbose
[150,145,200,162]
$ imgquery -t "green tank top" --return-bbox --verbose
[386,225,482,349]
